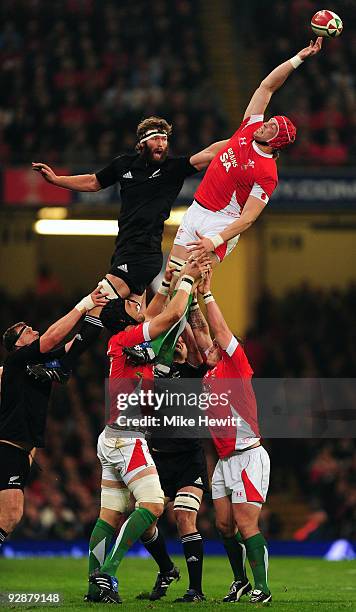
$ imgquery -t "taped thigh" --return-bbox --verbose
[101,486,130,512]
[129,474,164,505]
[173,491,201,513]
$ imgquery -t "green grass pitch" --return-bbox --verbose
[1,556,356,610]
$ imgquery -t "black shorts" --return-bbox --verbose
[151,447,209,501]
[0,442,31,491]
[108,250,163,296]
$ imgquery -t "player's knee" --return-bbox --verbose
[1,503,23,532]
[215,517,234,537]
[174,509,197,535]
[235,515,259,538]
[140,502,164,518]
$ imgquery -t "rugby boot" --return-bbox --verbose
[174,588,206,603]
[89,571,122,604]
[250,589,272,604]
[149,566,180,600]
[223,579,252,602]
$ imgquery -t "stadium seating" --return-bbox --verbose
[0,0,227,164]
[251,0,356,166]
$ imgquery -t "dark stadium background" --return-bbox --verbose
[0,0,356,559]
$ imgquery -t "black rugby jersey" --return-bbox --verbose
[0,340,63,448]
[96,154,198,257]
[150,361,208,453]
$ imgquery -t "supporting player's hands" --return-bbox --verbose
[198,268,212,295]
[32,162,58,184]
[184,253,211,280]
[298,37,323,60]
[187,231,215,256]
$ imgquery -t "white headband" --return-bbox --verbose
[139,129,168,144]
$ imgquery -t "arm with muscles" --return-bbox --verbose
[189,289,213,356]
[39,288,108,353]
[199,270,233,350]
[144,269,174,319]
[189,140,229,171]
[181,322,203,367]
[25,289,108,383]
[147,258,209,341]
[243,38,322,119]
[188,195,266,256]
[32,163,101,192]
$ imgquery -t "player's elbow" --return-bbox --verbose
[89,174,101,192]
[166,308,182,327]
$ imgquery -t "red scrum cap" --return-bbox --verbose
[267,115,297,149]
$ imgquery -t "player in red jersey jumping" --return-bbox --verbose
[169,38,323,268]
[189,270,271,603]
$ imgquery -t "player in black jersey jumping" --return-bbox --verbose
[32,117,226,372]
[33,116,227,301]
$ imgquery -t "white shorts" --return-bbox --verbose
[97,430,156,486]
[212,446,270,506]
[174,200,240,261]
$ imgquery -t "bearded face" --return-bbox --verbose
[140,135,169,165]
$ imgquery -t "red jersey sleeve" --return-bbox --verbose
[108,322,150,354]
[230,115,264,144]
[222,336,254,377]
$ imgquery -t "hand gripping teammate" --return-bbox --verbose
[85,258,210,604]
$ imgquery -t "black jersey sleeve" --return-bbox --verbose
[174,361,208,378]
[173,156,200,179]
[95,156,128,189]
[6,339,45,366]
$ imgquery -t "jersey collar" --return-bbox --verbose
[252,140,273,158]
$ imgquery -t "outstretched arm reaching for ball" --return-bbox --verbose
[244,38,323,120]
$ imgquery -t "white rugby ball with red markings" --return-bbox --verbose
[311,10,343,37]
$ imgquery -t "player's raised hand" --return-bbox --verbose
[298,37,323,60]
[184,253,211,279]
[187,231,216,256]
[198,268,212,295]
[32,162,58,184]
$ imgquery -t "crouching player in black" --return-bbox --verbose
[0,287,107,549]
[139,323,208,603]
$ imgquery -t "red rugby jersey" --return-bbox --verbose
[194,115,278,216]
[204,336,260,458]
[107,322,153,426]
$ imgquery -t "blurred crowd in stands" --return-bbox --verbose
[0,0,226,165]
[254,0,356,166]
[1,0,353,169]
[1,278,355,541]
